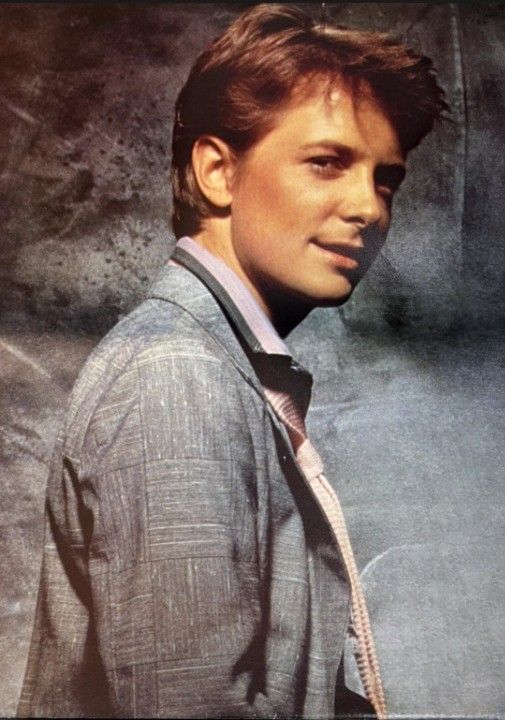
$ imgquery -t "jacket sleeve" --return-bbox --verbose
[18,345,274,719]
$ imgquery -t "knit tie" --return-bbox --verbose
[264,386,388,720]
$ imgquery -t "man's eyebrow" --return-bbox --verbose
[299,141,354,156]
[299,141,406,176]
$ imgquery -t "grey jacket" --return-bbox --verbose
[18,262,351,719]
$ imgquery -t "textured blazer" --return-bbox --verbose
[18,263,351,719]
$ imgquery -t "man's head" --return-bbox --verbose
[171,4,447,325]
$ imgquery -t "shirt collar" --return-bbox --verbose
[169,236,313,419]
[171,236,291,358]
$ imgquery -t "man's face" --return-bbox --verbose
[227,78,406,316]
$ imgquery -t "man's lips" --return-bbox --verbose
[310,240,363,270]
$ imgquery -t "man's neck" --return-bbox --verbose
[191,228,312,338]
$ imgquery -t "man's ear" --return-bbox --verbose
[191,136,236,209]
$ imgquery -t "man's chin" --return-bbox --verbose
[334,290,354,306]
[314,287,355,308]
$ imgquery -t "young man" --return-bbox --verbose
[18,4,446,718]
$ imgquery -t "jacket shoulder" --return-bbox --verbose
[62,296,249,464]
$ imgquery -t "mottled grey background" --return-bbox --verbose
[1,2,504,718]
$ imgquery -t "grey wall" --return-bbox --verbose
[1,3,504,717]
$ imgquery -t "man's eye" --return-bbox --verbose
[376,182,401,206]
[376,183,394,199]
[309,156,345,175]
[375,167,405,199]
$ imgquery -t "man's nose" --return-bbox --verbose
[339,166,382,229]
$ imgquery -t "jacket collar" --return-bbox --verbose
[169,244,312,414]
[148,259,267,396]
[148,256,313,468]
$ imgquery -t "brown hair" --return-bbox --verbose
[171,3,448,238]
